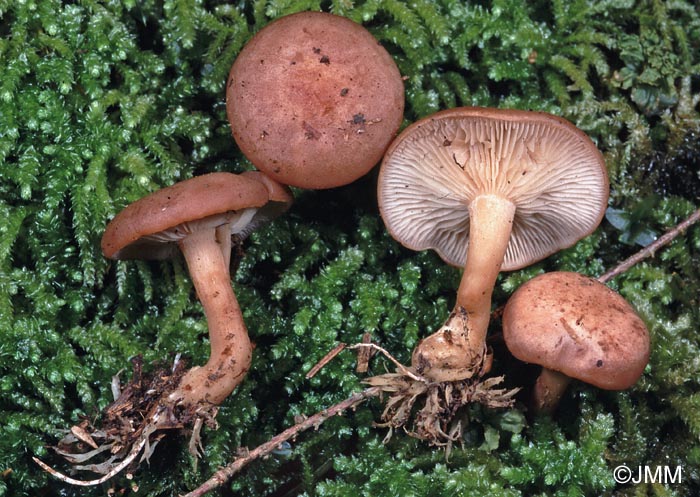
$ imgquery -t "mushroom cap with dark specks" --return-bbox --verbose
[502,271,650,390]
[378,107,609,270]
[101,172,271,260]
[227,11,405,189]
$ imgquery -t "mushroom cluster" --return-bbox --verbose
[365,106,647,444]
[38,10,406,485]
[38,8,654,486]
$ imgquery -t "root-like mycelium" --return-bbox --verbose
[359,310,519,447]
[34,356,194,485]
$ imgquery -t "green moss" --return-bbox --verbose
[1,0,699,496]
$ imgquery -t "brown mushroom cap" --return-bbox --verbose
[238,170,294,238]
[241,170,294,205]
[378,107,609,270]
[502,271,650,390]
[101,172,270,260]
[227,11,405,189]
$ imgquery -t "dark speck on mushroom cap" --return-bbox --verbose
[502,271,650,390]
[227,11,404,189]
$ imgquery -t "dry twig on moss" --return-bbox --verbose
[181,388,378,497]
[597,207,700,283]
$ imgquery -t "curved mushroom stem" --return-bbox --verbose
[412,194,515,381]
[170,226,252,408]
[532,368,571,414]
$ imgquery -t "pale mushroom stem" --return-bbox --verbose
[216,224,233,273]
[456,194,516,352]
[411,194,515,382]
[169,226,252,408]
[532,368,571,414]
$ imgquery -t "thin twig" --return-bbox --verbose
[181,388,378,497]
[597,207,700,284]
[306,343,347,379]
[348,343,424,382]
[356,333,374,373]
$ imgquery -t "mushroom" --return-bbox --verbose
[502,271,650,413]
[227,11,405,189]
[101,171,293,409]
[377,107,609,382]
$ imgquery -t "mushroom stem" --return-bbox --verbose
[412,194,515,381]
[170,227,252,408]
[216,224,233,273]
[532,368,571,414]
[456,194,516,343]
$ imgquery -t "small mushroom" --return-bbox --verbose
[101,172,292,409]
[227,11,405,189]
[378,107,609,381]
[502,271,650,414]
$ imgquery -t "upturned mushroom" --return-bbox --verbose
[101,171,293,409]
[377,107,609,382]
[502,271,650,414]
[227,11,405,189]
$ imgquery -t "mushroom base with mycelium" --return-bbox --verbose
[411,194,516,382]
[361,195,522,444]
[363,308,519,447]
[34,172,293,486]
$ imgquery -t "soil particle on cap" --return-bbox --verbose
[350,113,366,125]
[560,317,582,345]
[302,121,321,140]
